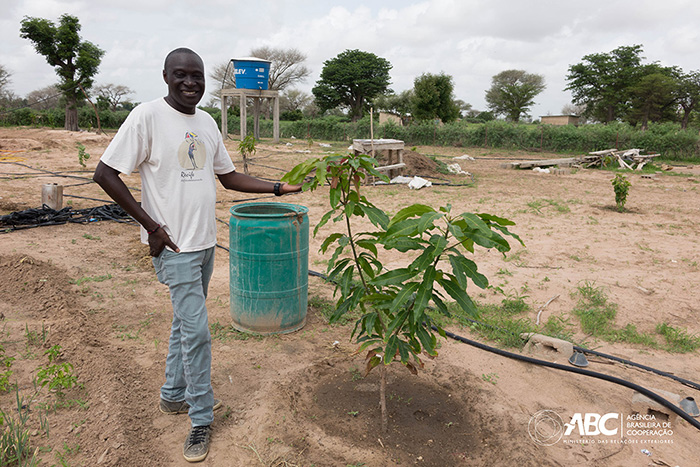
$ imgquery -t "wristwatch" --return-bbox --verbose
[273,182,282,196]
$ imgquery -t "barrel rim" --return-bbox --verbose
[229,202,309,218]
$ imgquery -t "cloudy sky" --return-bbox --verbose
[2,0,700,118]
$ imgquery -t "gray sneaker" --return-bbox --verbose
[183,425,211,462]
[160,398,222,415]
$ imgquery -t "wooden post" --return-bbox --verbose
[221,95,228,137]
[240,94,247,139]
[273,95,280,142]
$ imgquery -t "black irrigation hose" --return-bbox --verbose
[573,345,700,392]
[437,326,700,432]
[457,314,700,393]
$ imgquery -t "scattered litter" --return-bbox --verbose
[285,142,293,147]
[446,163,470,175]
[332,341,340,348]
[293,150,311,154]
[408,176,432,190]
[319,143,332,148]
[533,167,550,174]
[390,176,414,184]
[290,135,296,139]
[641,449,652,457]
[389,176,433,189]
[455,154,475,160]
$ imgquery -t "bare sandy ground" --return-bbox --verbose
[1,126,699,466]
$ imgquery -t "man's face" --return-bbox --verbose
[163,52,205,114]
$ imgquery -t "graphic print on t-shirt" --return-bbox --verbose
[177,131,206,170]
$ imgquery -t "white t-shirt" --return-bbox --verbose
[100,98,236,252]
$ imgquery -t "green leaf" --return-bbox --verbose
[328,257,351,281]
[384,335,399,364]
[449,255,489,289]
[282,158,319,184]
[388,204,435,227]
[416,212,444,234]
[389,282,419,314]
[416,325,438,356]
[382,237,425,252]
[339,265,354,297]
[437,276,479,318]
[384,218,421,239]
[460,212,492,235]
[477,212,516,226]
[372,268,419,287]
[360,203,390,229]
[313,210,335,237]
[387,308,410,336]
[412,266,435,323]
[355,239,378,257]
[409,245,438,271]
[320,233,343,253]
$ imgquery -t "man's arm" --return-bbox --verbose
[217,171,301,195]
[93,161,179,255]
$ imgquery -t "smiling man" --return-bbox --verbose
[93,48,300,462]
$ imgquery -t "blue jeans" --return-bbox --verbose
[152,247,215,427]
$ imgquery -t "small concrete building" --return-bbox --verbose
[541,115,580,126]
[378,111,403,126]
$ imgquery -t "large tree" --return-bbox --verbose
[372,89,414,120]
[674,69,700,129]
[20,14,104,131]
[485,69,545,122]
[627,65,678,129]
[26,84,62,110]
[93,83,134,111]
[565,45,644,123]
[412,72,460,123]
[312,49,392,121]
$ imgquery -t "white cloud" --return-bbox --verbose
[2,0,700,116]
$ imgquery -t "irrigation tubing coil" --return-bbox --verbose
[0,204,136,232]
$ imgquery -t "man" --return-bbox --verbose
[93,47,300,463]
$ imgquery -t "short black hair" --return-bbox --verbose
[164,48,202,72]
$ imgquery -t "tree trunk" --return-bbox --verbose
[65,95,79,131]
[379,364,387,433]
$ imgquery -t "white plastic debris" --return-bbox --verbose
[641,449,651,457]
[533,167,550,174]
[408,176,432,190]
[455,154,475,161]
[285,142,293,147]
[319,143,332,148]
[390,176,414,184]
[447,163,469,175]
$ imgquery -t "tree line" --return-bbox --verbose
[3,13,700,134]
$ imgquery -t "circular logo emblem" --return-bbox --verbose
[528,409,564,446]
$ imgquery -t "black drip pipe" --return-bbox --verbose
[573,345,700,392]
[437,326,700,432]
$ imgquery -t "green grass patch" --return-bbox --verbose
[572,282,657,347]
[655,323,700,353]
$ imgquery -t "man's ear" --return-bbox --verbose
[162,69,168,84]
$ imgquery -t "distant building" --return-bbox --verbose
[379,111,403,126]
[541,115,580,126]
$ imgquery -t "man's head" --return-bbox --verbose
[163,48,205,115]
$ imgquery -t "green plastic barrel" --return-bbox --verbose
[229,202,309,334]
